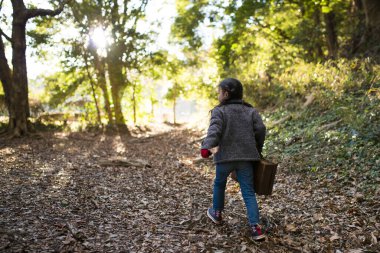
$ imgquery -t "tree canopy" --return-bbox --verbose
[0,0,378,132]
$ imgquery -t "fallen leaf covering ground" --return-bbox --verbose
[0,127,379,252]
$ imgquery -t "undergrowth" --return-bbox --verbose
[263,90,380,197]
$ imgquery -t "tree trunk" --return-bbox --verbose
[324,10,339,59]
[96,57,114,125]
[0,35,12,114]
[83,52,102,125]
[107,0,131,136]
[173,98,176,125]
[89,45,114,126]
[10,9,29,136]
[150,96,155,118]
[132,83,136,125]
[361,0,380,44]
[313,8,324,60]
[350,0,366,55]
[107,50,130,135]
[6,0,66,136]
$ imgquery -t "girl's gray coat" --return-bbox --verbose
[201,103,266,164]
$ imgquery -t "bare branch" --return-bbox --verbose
[26,7,63,19]
[0,28,12,43]
[25,0,68,20]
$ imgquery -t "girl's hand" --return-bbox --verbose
[210,146,219,154]
[201,149,212,158]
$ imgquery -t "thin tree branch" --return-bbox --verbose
[25,1,68,20]
[0,0,11,42]
[0,28,12,43]
[83,48,102,125]
[252,17,291,41]
[132,0,148,27]
[121,0,128,26]
[26,7,63,19]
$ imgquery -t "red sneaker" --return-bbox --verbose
[251,224,266,241]
[207,208,222,224]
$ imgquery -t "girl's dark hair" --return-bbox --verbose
[219,78,243,100]
[217,78,252,107]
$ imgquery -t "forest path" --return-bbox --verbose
[0,129,378,252]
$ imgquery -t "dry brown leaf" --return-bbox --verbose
[347,249,364,253]
[285,224,297,232]
[330,234,340,241]
[370,232,377,244]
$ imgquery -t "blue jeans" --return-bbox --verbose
[213,161,260,225]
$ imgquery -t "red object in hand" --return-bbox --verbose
[201,149,212,158]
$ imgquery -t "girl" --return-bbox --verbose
[201,78,267,241]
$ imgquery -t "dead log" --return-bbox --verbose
[193,157,212,165]
[284,119,342,146]
[189,134,207,144]
[99,158,151,168]
[268,115,292,129]
[302,94,315,109]
[129,132,168,143]
[316,119,342,132]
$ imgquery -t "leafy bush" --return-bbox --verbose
[242,58,379,109]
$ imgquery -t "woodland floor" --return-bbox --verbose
[0,127,379,253]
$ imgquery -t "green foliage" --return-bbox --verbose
[171,0,208,49]
[26,5,66,59]
[143,50,170,80]
[239,58,379,109]
[157,50,219,107]
[264,91,380,195]
[123,76,152,124]
[43,69,86,107]
[171,0,379,93]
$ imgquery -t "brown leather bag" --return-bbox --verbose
[230,159,278,195]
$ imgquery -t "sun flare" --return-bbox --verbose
[90,27,109,49]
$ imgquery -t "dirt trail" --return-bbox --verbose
[0,129,379,252]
